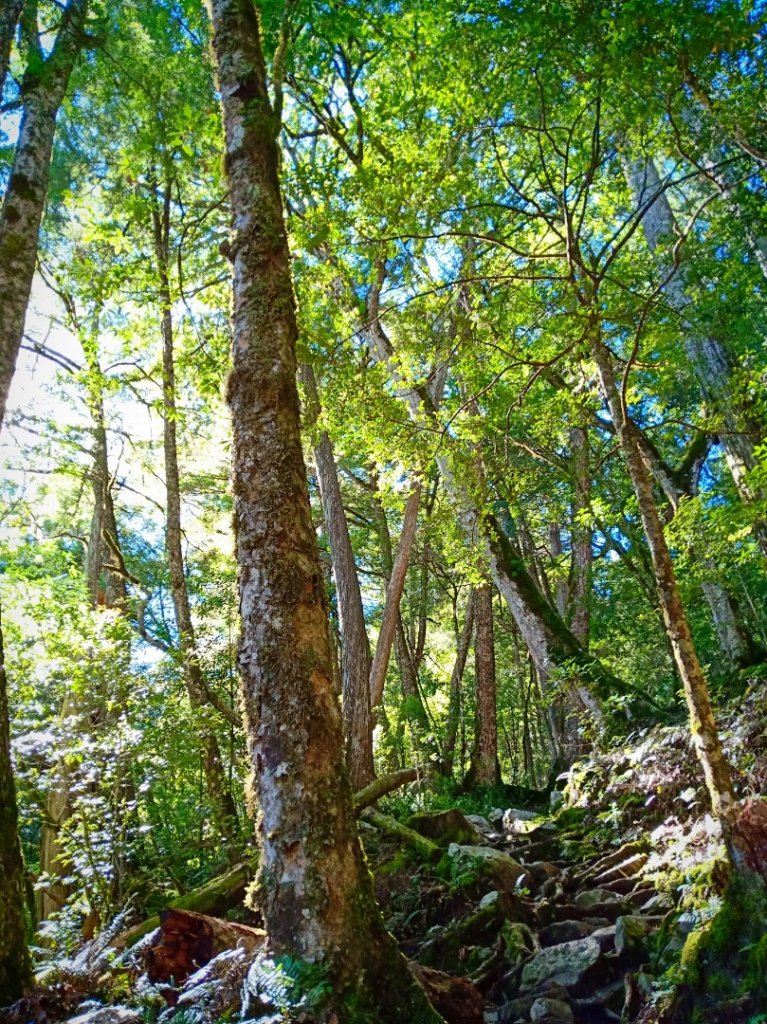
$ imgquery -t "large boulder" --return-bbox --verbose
[406,809,484,846]
[520,936,602,993]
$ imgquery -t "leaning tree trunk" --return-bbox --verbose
[589,327,735,820]
[301,363,374,789]
[0,0,89,998]
[624,154,767,556]
[207,4,442,1019]
[465,584,501,787]
[152,193,239,844]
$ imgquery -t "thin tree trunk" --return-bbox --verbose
[589,328,735,819]
[301,364,373,789]
[569,424,592,646]
[442,590,475,775]
[207,5,442,1017]
[152,191,239,844]
[624,154,767,556]
[369,484,422,709]
[466,584,500,787]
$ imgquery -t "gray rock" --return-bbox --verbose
[479,890,500,909]
[549,790,565,811]
[574,888,620,909]
[539,920,597,947]
[405,808,484,846]
[530,997,575,1023]
[520,936,602,993]
[590,924,617,952]
[67,1011,141,1024]
[640,891,674,914]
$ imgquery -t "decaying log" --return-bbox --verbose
[146,907,265,985]
[353,767,418,813]
[361,807,441,862]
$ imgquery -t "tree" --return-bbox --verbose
[205,1,442,1018]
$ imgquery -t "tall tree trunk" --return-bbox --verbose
[589,328,735,819]
[207,5,442,1018]
[0,0,89,425]
[151,192,239,845]
[369,484,422,708]
[568,424,592,647]
[0,0,89,994]
[466,585,500,787]
[301,364,374,789]
[442,590,475,775]
[624,154,767,556]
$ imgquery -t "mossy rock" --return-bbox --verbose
[405,809,484,847]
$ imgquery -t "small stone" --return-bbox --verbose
[530,997,575,1023]
[640,891,674,914]
[449,845,529,892]
[539,920,597,947]
[67,1011,141,1024]
[590,924,617,952]
[479,890,500,909]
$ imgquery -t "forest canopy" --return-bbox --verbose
[1,1,767,1023]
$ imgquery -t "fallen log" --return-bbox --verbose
[360,807,441,862]
[146,908,265,985]
[353,767,419,813]
[114,859,257,948]
[115,769,419,948]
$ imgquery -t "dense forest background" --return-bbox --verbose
[2,1,767,1022]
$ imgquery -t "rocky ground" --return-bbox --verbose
[5,680,767,1024]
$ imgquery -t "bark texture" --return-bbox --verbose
[466,585,500,787]
[0,0,23,99]
[0,0,89,426]
[207,4,442,1018]
[589,331,735,820]
[301,363,374,789]
[152,190,239,843]
[568,424,592,647]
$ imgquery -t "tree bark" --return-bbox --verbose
[623,154,767,556]
[466,585,500,787]
[151,190,239,845]
[0,0,23,99]
[207,4,442,1018]
[0,0,89,426]
[589,328,735,820]
[300,363,374,789]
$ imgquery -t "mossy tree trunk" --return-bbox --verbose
[466,584,501,787]
[442,589,475,775]
[206,3,443,1019]
[589,328,735,820]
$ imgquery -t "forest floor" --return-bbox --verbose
[5,678,767,1024]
